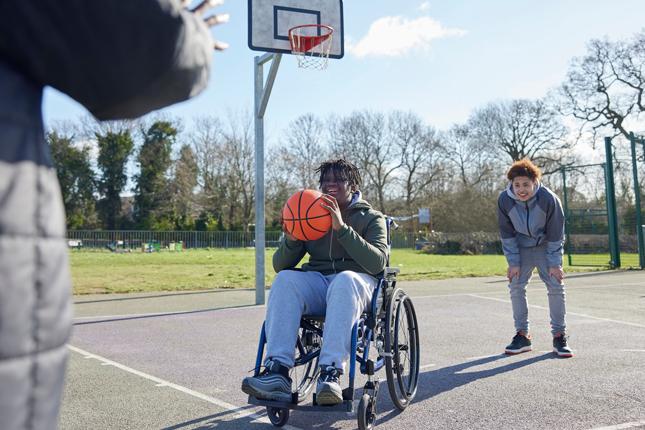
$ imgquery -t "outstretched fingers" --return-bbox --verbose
[185,0,229,51]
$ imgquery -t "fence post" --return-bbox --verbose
[629,133,645,269]
[560,167,573,266]
[604,137,621,268]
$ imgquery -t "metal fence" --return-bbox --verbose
[67,230,421,251]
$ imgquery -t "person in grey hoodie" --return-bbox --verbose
[242,159,388,406]
[0,1,227,429]
[497,158,573,358]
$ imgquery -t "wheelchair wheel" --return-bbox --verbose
[266,406,289,427]
[290,322,321,401]
[384,288,420,411]
[357,393,376,430]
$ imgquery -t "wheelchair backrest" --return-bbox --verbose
[385,216,398,267]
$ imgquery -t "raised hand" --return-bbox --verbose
[184,0,230,51]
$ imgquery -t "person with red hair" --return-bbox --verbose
[497,158,573,358]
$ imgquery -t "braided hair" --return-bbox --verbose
[316,159,362,190]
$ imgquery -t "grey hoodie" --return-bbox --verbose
[497,183,565,267]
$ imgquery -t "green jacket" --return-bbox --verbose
[273,195,388,276]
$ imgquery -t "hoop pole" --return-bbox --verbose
[254,53,282,305]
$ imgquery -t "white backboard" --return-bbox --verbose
[248,0,344,58]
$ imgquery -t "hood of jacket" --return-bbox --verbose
[505,181,542,203]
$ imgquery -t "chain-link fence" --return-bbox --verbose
[619,133,645,268]
[560,163,611,266]
[67,229,423,251]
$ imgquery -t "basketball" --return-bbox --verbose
[282,189,332,241]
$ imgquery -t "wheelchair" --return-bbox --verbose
[247,219,420,430]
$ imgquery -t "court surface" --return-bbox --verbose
[62,270,645,429]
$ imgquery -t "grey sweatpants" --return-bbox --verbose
[264,270,376,373]
[508,245,567,336]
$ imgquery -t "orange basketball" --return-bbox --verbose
[282,189,332,241]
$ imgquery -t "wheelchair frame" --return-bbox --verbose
[247,219,420,429]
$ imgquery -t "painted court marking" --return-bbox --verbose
[72,304,265,322]
[466,294,645,329]
[588,420,645,430]
[69,345,303,430]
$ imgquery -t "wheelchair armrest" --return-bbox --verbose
[384,267,399,276]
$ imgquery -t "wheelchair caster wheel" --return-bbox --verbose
[266,406,289,427]
[358,393,376,430]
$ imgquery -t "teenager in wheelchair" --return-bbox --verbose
[241,159,420,429]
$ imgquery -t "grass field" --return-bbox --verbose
[68,248,610,295]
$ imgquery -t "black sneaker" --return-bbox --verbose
[505,332,532,355]
[241,359,292,402]
[315,366,343,405]
[553,335,573,358]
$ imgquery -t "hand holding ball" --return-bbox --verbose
[282,189,332,241]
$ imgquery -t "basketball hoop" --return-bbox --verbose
[288,24,334,70]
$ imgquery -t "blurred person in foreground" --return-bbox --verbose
[0,1,228,428]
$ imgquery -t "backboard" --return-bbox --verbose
[248,0,344,59]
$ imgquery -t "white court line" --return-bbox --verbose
[412,281,645,301]
[413,293,480,300]
[465,354,502,361]
[588,420,645,430]
[73,305,265,322]
[68,345,302,430]
[419,363,436,370]
[467,294,645,329]
[619,349,645,352]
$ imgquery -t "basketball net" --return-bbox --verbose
[288,24,334,70]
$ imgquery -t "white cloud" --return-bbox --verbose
[348,16,466,58]
[419,2,431,12]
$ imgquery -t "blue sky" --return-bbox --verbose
[43,0,645,146]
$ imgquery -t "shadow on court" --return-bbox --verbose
[162,406,267,430]
[376,353,556,426]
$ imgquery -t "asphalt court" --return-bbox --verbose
[62,271,645,429]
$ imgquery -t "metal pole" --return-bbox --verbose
[560,167,572,266]
[253,53,282,305]
[629,133,645,268]
[604,137,620,268]
[254,55,266,305]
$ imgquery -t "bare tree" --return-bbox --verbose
[190,116,227,229]
[388,111,444,213]
[222,111,255,232]
[469,98,572,173]
[169,144,199,229]
[560,32,645,141]
[441,124,501,191]
[329,111,400,212]
[266,145,294,229]
[279,113,328,189]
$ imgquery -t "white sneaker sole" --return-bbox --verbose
[241,382,292,402]
[553,348,573,358]
[316,390,343,406]
[505,346,532,355]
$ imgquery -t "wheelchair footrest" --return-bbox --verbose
[249,395,354,412]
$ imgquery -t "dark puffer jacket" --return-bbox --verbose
[0,1,212,428]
